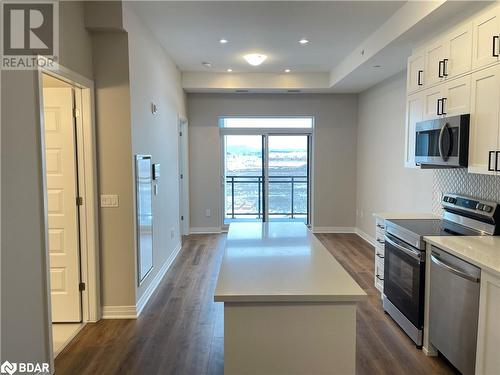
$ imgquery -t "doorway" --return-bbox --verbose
[38,64,100,362]
[220,117,313,229]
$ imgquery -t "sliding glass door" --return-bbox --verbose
[223,133,311,226]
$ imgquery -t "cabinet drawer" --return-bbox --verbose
[375,260,384,293]
[375,247,385,262]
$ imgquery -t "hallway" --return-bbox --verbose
[55,233,452,375]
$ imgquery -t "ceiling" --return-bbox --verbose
[129,1,405,74]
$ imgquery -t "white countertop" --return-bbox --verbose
[424,236,500,278]
[374,212,439,220]
[214,222,367,303]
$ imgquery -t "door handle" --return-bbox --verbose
[376,253,385,259]
[493,36,499,57]
[441,97,447,115]
[488,151,495,171]
[417,70,423,86]
[376,274,384,281]
[438,60,444,78]
[442,59,449,76]
[436,98,442,116]
[496,151,500,172]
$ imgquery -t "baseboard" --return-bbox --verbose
[312,226,356,233]
[136,241,182,316]
[101,305,137,319]
[355,228,376,247]
[189,227,222,234]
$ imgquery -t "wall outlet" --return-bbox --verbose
[101,194,119,208]
[170,227,175,239]
[205,208,211,217]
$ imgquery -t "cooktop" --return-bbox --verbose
[387,218,482,237]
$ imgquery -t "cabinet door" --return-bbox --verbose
[472,5,500,70]
[425,40,446,86]
[441,76,471,117]
[422,86,443,121]
[446,23,472,78]
[405,93,424,167]
[407,52,425,93]
[475,271,500,375]
[469,64,500,175]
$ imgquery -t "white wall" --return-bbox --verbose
[123,5,186,304]
[356,72,434,238]
[187,93,358,231]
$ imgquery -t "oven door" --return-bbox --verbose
[384,233,425,329]
[415,119,460,166]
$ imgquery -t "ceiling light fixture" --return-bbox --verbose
[219,38,228,44]
[243,53,267,66]
[227,68,233,72]
[284,69,291,73]
[299,38,309,45]
[373,65,382,68]
[202,61,212,68]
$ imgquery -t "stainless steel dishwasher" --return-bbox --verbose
[429,246,481,375]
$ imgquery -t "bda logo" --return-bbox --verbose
[0,361,17,375]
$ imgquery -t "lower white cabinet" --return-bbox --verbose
[374,218,385,295]
[475,271,500,374]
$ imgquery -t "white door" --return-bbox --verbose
[469,65,500,175]
[422,86,443,120]
[405,92,424,168]
[472,6,500,70]
[441,76,471,117]
[407,52,425,93]
[44,87,82,322]
[425,40,446,86]
[446,23,472,78]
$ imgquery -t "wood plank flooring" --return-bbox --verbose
[55,233,453,375]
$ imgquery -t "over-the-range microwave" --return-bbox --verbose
[415,114,469,168]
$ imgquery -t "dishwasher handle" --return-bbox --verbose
[431,254,480,283]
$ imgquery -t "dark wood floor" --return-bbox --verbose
[55,233,453,375]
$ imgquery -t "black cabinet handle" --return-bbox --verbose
[437,98,442,116]
[417,70,423,86]
[376,274,384,281]
[493,36,499,57]
[496,151,500,172]
[441,98,447,115]
[443,59,448,76]
[438,60,444,78]
[376,253,385,259]
[488,151,495,171]
[376,239,385,244]
[376,224,385,229]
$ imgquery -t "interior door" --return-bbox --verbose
[43,87,82,322]
[469,65,500,175]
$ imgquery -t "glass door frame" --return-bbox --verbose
[220,123,313,231]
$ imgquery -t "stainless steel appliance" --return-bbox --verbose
[430,247,481,375]
[415,114,469,168]
[383,193,499,349]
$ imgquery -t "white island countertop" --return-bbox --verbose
[424,235,500,278]
[214,222,367,303]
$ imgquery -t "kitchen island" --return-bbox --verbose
[214,222,366,375]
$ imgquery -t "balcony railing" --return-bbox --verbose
[225,175,307,220]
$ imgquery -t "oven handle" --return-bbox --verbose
[431,254,480,283]
[384,234,422,262]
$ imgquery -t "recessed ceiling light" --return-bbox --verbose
[373,65,382,68]
[219,38,228,44]
[299,38,309,45]
[202,62,212,68]
[243,54,267,66]
[227,68,233,72]
[284,69,291,73]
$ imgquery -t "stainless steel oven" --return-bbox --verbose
[415,114,469,168]
[383,232,425,347]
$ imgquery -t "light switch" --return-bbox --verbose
[101,194,119,208]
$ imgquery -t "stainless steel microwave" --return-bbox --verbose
[415,114,470,168]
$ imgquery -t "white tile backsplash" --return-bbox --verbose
[433,169,500,213]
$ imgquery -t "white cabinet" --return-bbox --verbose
[374,218,386,295]
[422,86,443,120]
[469,64,500,175]
[405,93,424,167]
[472,6,500,70]
[442,75,471,117]
[475,271,500,375]
[425,40,447,87]
[407,51,425,93]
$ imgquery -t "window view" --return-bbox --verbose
[223,118,311,226]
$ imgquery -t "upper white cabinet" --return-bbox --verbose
[407,51,425,93]
[468,64,500,175]
[425,39,447,87]
[405,92,424,167]
[472,6,500,70]
[422,86,443,121]
[447,23,473,78]
[442,75,471,117]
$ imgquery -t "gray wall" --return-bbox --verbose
[1,1,94,366]
[356,73,434,238]
[187,93,358,230]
